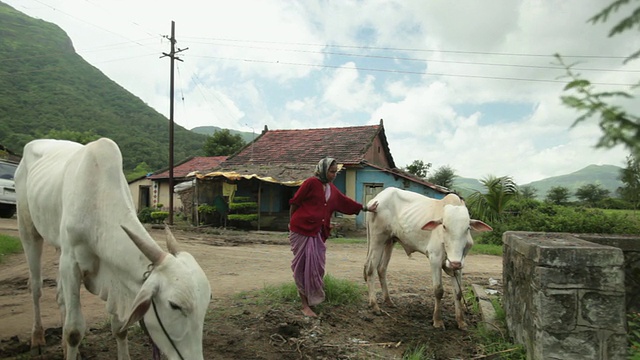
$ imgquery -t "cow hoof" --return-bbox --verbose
[383,299,396,308]
[433,321,445,329]
[30,344,47,356]
[369,306,383,316]
[457,322,468,331]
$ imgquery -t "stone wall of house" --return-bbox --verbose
[503,231,629,360]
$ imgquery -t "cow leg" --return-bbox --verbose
[429,255,445,329]
[111,315,131,360]
[377,239,395,307]
[451,270,467,330]
[58,249,85,360]
[18,215,47,355]
[364,236,387,314]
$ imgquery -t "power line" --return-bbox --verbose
[183,36,634,60]
[188,54,637,87]
[182,40,640,74]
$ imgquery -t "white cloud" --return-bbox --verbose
[5,0,639,183]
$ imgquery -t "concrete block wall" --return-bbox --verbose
[573,233,640,314]
[503,232,628,360]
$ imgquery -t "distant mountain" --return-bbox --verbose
[452,177,485,197]
[191,126,257,143]
[525,164,622,200]
[452,164,623,200]
[0,2,208,170]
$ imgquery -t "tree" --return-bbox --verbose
[125,162,152,182]
[466,175,518,223]
[518,185,538,200]
[557,0,640,156]
[203,129,246,156]
[575,183,610,207]
[404,160,431,178]
[545,186,571,205]
[41,129,101,145]
[618,154,640,209]
[427,165,457,189]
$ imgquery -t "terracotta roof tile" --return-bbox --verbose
[149,156,227,179]
[221,125,384,167]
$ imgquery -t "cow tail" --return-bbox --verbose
[363,210,371,281]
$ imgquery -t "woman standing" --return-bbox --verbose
[288,157,377,317]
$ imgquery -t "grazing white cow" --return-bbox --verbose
[364,187,492,330]
[15,138,212,360]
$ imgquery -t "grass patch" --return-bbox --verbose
[234,273,365,308]
[471,294,526,359]
[0,234,22,263]
[402,344,435,359]
[470,244,502,256]
[329,237,503,257]
[328,237,366,245]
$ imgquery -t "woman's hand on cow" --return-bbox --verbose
[364,201,378,213]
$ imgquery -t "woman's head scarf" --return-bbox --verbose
[315,157,336,183]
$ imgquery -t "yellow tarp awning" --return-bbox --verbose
[188,171,305,187]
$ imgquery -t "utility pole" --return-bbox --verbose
[161,21,187,225]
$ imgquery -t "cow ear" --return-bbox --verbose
[421,220,442,231]
[120,282,156,332]
[470,220,493,232]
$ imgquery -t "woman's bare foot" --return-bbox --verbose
[299,291,318,317]
[301,306,317,317]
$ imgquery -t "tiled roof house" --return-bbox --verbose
[150,156,227,180]
[220,121,394,169]
[128,156,227,213]
[190,119,449,230]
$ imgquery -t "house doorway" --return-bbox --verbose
[138,185,151,209]
[363,183,384,205]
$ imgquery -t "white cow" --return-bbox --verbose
[364,187,492,330]
[15,138,212,360]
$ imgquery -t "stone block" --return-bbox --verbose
[535,329,598,359]
[504,232,624,267]
[580,291,626,329]
[533,289,577,332]
[533,265,624,291]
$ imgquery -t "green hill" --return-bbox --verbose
[0,2,208,171]
[525,164,622,200]
[452,164,623,200]
[191,126,256,143]
[452,177,485,197]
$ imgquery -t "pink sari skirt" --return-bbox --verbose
[289,231,326,306]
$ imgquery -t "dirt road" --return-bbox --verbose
[0,217,502,342]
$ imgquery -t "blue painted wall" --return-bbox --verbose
[235,165,446,228]
[334,164,446,227]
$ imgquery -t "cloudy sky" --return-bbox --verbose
[5,0,639,184]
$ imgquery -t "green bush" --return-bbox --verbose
[597,197,633,210]
[476,204,640,246]
[197,204,216,215]
[229,202,257,212]
[137,207,154,223]
[228,213,258,222]
[150,211,169,224]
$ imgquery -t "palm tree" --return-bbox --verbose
[466,175,518,223]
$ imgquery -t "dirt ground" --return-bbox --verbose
[0,217,503,359]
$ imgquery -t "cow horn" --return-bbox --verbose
[121,225,166,265]
[164,224,180,255]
